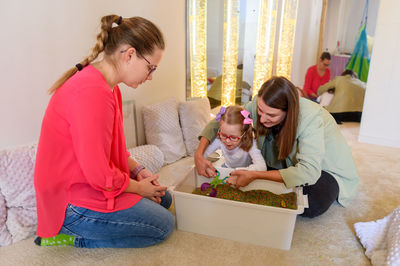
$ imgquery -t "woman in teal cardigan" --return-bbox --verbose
[195,76,359,218]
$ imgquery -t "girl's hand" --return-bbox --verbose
[229,170,255,188]
[194,153,216,178]
[205,167,217,178]
[136,175,166,203]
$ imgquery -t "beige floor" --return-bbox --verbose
[1,122,399,266]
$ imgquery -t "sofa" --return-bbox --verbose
[0,96,214,247]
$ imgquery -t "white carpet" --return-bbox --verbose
[1,122,399,266]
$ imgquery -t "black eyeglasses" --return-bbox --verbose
[120,48,157,76]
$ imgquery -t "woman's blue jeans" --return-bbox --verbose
[58,191,175,248]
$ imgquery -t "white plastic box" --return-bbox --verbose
[173,167,308,250]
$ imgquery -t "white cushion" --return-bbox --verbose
[0,144,38,246]
[6,207,37,243]
[0,191,12,246]
[0,144,37,209]
[179,98,212,156]
[128,145,164,174]
[142,97,187,164]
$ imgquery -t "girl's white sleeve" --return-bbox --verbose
[239,140,267,171]
[203,138,221,158]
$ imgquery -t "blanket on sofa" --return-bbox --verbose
[0,143,38,246]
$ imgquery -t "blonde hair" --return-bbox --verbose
[220,105,254,152]
[48,15,165,94]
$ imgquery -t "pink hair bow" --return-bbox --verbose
[241,110,253,125]
[216,106,226,122]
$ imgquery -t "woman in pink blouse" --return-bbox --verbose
[303,52,331,100]
[33,15,174,248]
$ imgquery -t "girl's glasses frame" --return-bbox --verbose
[217,129,245,142]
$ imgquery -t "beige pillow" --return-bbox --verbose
[142,97,187,164]
[179,97,212,156]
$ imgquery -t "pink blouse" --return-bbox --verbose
[34,65,142,237]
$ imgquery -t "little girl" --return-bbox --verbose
[203,105,267,184]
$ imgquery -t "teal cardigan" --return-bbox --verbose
[200,97,359,207]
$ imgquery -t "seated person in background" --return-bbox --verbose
[303,52,331,100]
[203,105,267,185]
[317,69,366,124]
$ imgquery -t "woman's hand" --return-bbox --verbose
[136,169,162,202]
[138,175,165,203]
[228,170,284,188]
[136,168,160,185]
[228,170,255,188]
[128,175,165,204]
[226,175,237,186]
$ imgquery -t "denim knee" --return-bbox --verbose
[158,190,172,239]
[162,211,175,240]
[161,190,172,209]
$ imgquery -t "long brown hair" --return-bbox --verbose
[256,76,299,160]
[220,105,254,152]
[48,15,165,94]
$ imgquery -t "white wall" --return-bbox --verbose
[359,0,400,148]
[337,0,379,54]
[323,0,341,53]
[0,0,186,149]
[323,0,380,55]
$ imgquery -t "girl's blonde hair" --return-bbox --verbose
[48,15,165,94]
[220,105,254,152]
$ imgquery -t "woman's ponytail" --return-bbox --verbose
[48,15,122,94]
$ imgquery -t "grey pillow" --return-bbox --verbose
[142,97,187,164]
[179,97,212,156]
[128,145,164,174]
